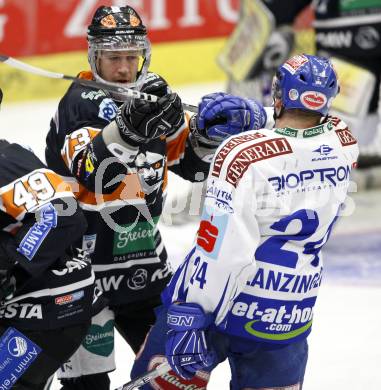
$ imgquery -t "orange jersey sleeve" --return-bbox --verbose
[0,168,74,221]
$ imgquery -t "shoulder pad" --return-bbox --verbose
[57,84,115,134]
[0,143,45,187]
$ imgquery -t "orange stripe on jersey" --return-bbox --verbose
[78,71,94,80]
[0,169,73,220]
[61,127,101,170]
[166,113,191,165]
[162,165,168,192]
[70,173,145,208]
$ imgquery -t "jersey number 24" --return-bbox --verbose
[255,208,339,269]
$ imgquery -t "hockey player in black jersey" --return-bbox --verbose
[44,5,267,389]
[0,88,98,389]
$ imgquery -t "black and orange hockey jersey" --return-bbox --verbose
[0,141,95,329]
[45,71,209,305]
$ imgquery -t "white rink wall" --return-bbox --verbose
[0,84,380,390]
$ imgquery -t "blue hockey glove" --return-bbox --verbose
[165,302,216,379]
[189,92,267,147]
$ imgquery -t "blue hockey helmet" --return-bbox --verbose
[272,54,339,116]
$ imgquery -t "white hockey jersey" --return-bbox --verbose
[163,117,359,344]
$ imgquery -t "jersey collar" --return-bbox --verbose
[274,119,335,139]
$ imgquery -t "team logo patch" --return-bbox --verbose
[99,98,118,122]
[130,14,141,27]
[197,220,219,253]
[112,217,159,259]
[55,290,84,306]
[17,203,57,261]
[283,54,309,74]
[81,90,106,100]
[268,165,352,192]
[0,303,43,320]
[335,128,357,146]
[303,123,328,138]
[82,234,96,254]
[100,15,116,28]
[0,327,42,387]
[147,356,210,390]
[313,145,333,156]
[127,268,148,290]
[82,320,114,357]
[205,180,234,214]
[226,138,293,187]
[289,88,299,101]
[312,144,338,162]
[275,128,297,138]
[300,91,327,111]
[212,132,266,178]
[197,209,228,259]
[84,154,95,179]
[244,318,312,341]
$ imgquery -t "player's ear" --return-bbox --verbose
[274,98,282,117]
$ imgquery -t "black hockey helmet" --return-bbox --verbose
[87,5,151,98]
[88,5,147,38]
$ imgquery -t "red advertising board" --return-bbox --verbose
[0,0,239,57]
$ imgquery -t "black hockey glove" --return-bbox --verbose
[115,93,184,145]
[140,73,171,97]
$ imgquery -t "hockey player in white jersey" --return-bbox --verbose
[130,54,359,389]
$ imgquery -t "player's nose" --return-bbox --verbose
[116,58,133,78]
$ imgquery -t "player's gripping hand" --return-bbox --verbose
[165,302,216,379]
[190,92,267,147]
[140,73,171,97]
[116,93,183,145]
